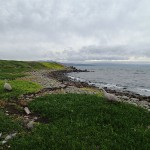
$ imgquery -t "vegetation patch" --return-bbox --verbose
[0,80,42,100]
[9,94,150,150]
[0,60,36,73]
[0,110,22,134]
[41,62,65,70]
[0,73,27,80]
[81,87,103,96]
[0,60,65,74]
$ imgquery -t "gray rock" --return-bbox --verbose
[27,120,34,129]
[132,103,138,106]
[5,135,12,141]
[144,105,149,109]
[33,117,38,120]
[139,101,149,106]
[1,140,7,145]
[24,107,31,115]
[4,82,12,91]
[130,98,139,102]
[11,133,17,137]
[122,96,129,100]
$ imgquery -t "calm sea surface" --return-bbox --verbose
[68,63,150,96]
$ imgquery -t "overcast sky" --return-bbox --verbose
[0,0,150,63]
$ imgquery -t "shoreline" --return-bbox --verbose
[48,68,150,111]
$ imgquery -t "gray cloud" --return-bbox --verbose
[0,0,150,62]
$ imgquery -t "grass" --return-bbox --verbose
[0,73,27,80]
[8,94,150,150]
[0,80,42,100]
[0,60,65,80]
[0,60,64,99]
[0,110,22,134]
[41,62,65,70]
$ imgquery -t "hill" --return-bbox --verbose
[0,60,65,80]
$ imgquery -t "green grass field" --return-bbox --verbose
[0,80,42,100]
[9,94,150,150]
[0,60,65,100]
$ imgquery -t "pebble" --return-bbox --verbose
[122,96,129,100]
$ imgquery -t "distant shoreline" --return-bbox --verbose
[49,68,150,99]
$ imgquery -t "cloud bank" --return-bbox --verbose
[0,0,150,63]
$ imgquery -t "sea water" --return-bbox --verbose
[68,63,150,96]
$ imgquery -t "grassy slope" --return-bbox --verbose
[0,60,65,80]
[0,60,65,148]
[0,60,65,100]
[9,94,150,150]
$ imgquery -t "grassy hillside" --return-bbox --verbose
[0,60,65,80]
[9,94,150,150]
[0,60,65,100]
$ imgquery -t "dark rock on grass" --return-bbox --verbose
[35,116,50,124]
[69,66,90,72]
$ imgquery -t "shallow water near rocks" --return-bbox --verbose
[68,63,150,96]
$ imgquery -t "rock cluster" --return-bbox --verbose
[0,133,17,145]
[117,95,150,111]
[18,70,64,89]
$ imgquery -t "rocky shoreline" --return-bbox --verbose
[47,68,150,111]
[12,66,150,111]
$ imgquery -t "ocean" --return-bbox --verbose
[68,63,150,96]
